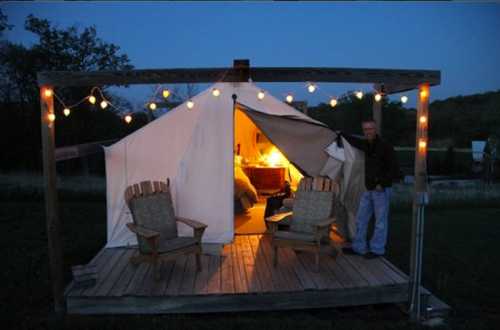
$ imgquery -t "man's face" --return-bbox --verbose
[362,122,377,141]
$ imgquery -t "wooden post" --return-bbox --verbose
[409,83,430,322]
[40,85,65,314]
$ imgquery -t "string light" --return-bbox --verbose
[100,100,108,109]
[212,88,221,97]
[420,89,428,99]
[286,94,294,103]
[419,116,427,124]
[374,93,382,102]
[162,89,171,99]
[124,115,132,124]
[329,98,338,108]
[88,95,96,104]
[187,100,194,109]
[355,91,363,100]
[401,96,408,104]
[418,139,427,151]
[257,90,265,100]
[149,102,157,111]
[307,83,316,93]
[44,88,53,98]
[63,108,71,117]
[47,113,56,122]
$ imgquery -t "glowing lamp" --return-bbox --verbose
[420,89,429,99]
[418,139,427,151]
[47,113,56,122]
[286,94,294,103]
[100,100,108,109]
[187,100,194,109]
[374,93,382,102]
[355,91,363,100]
[419,116,427,124]
[88,95,96,104]
[124,115,132,124]
[44,88,53,98]
[162,89,170,99]
[149,102,157,111]
[401,95,408,104]
[329,98,338,108]
[212,88,221,97]
[63,108,71,117]
[307,84,316,93]
[257,91,265,100]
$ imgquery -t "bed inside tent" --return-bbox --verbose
[233,106,303,234]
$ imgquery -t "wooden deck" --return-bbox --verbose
[65,234,423,314]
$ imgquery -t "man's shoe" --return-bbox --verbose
[364,252,383,259]
[342,247,362,256]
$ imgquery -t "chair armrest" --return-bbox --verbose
[265,211,293,224]
[126,223,160,239]
[176,217,208,229]
[315,217,336,229]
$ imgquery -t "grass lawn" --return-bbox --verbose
[1,192,499,329]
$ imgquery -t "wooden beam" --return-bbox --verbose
[40,86,65,314]
[37,67,441,89]
[55,139,118,162]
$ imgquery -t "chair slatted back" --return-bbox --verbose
[297,176,339,194]
[124,179,176,254]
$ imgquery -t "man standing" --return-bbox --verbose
[339,120,400,259]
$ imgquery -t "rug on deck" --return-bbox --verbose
[234,200,268,234]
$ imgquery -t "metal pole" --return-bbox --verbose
[409,83,430,322]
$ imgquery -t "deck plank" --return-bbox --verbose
[247,235,275,292]
[280,247,316,290]
[342,254,384,286]
[258,235,294,292]
[335,254,370,288]
[164,255,187,296]
[194,255,211,295]
[150,260,176,296]
[125,261,151,296]
[277,247,305,291]
[206,254,221,294]
[83,248,128,297]
[219,244,235,294]
[236,235,262,293]
[230,238,248,293]
[95,248,134,296]
[295,251,341,290]
[67,247,108,297]
[178,255,197,295]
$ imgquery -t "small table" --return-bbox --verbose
[243,166,286,193]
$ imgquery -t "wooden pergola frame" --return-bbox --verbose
[38,59,439,321]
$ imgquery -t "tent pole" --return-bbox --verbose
[40,85,65,315]
[409,83,429,322]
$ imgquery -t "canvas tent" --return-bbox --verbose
[104,82,365,248]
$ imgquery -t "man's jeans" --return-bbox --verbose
[352,188,392,255]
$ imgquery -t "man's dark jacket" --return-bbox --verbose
[340,133,400,190]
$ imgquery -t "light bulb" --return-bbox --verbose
[307,84,316,93]
[187,100,194,109]
[401,96,408,104]
[63,108,70,117]
[420,116,427,124]
[162,89,170,99]
[212,88,221,97]
[374,93,382,102]
[329,98,338,108]
[419,139,427,150]
[257,91,265,100]
[47,113,56,122]
[286,94,293,103]
[100,100,108,109]
[88,95,96,104]
[124,115,132,124]
[355,91,363,99]
[149,102,157,111]
[44,89,53,98]
[420,89,428,99]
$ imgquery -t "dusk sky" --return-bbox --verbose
[3,2,500,109]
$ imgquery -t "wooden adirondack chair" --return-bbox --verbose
[265,176,339,272]
[124,179,207,280]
